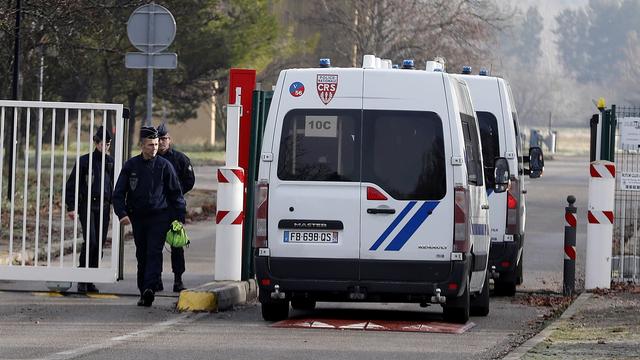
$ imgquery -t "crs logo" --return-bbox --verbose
[316,74,338,105]
[289,82,305,97]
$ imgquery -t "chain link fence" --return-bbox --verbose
[613,106,640,283]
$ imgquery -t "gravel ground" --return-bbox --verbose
[523,285,640,359]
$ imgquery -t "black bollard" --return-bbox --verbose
[564,195,577,296]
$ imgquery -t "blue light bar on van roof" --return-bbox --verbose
[319,58,331,68]
[402,59,415,69]
[479,68,488,76]
[462,66,472,74]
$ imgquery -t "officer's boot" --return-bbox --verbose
[86,283,100,293]
[173,274,186,293]
[77,282,88,294]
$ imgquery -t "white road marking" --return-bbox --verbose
[29,312,207,360]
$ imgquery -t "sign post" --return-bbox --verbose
[125,3,177,126]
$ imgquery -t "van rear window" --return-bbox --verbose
[362,110,446,200]
[277,109,361,182]
[277,109,446,200]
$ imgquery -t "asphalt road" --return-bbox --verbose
[0,155,590,360]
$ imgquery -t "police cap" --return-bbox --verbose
[93,126,112,143]
[157,123,169,137]
[140,126,158,140]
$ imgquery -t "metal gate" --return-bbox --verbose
[613,105,640,283]
[0,100,124,283]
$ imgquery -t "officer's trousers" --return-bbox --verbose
[131,211,171,294]
[78,206,110,268]
[170,246,185,276]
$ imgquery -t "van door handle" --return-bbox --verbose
[367,208,396,214]
[481,204,490,210]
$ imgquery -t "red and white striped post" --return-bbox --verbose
[586,161,616,289]
[214,167,244,280]
[564,195,577,296]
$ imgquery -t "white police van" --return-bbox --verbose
[459,67,543,296]
[254,57,510,323]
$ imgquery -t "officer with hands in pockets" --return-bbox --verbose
[112,126,186,307]
[65,126,114,294]
[156,123,195,292]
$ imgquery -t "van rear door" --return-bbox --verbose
[267,69,364,281]
[360,71,454,283]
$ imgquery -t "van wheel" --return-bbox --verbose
[516,257,524,285]
[261,301,289,322]
[495,277,517,296]
[291,298,316,311]
[470,271,490,316]
[443,278,470,324]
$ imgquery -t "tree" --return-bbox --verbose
[555,0,640,84]
[298,0,510,72]
[499,6,543,69]
[0,0,287,153]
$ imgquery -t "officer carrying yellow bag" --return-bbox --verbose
[166,220,190,248]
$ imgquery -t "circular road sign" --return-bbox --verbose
[127,3,176,53]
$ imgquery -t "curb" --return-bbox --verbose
[176,279,257,312]
[502,292,592,360]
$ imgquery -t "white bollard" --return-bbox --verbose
[214,167,244,281]
[225,103,241,167]
[585,161,616,289]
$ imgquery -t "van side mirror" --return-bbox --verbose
[493,157,510,193]
[528,147,544,179]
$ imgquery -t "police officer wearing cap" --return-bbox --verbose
[112,126,186,307]
[156,123,195,292]
[65,126,114,294]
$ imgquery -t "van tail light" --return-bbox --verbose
[506,178,519,234]
[254,181,269,248]
[453,186,470,253]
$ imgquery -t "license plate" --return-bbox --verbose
[283,231,338,243]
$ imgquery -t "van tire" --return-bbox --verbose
[516,256,524,285]
[291,299,316,311]
[470,271,490,316]
[261,301,289,322]
[495,277,517,296]
[443,278,470,324]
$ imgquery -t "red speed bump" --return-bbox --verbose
[272,318,476,334]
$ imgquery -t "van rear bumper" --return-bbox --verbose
[255,256,471,303]
[489,234,522,277]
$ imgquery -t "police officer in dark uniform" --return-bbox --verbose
[65,126,114,294]
[112,126,186,307]
[156,123,195,292]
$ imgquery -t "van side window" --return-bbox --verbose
[477,111,499,188]
[277,109,361,182]
[461,118,481,186]
[362,110,446,200]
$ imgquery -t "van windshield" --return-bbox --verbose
[362,110,446,200]
[277,109,361,182]
[477,111,500,188]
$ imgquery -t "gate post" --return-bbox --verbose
[564,195,577,296]
[586,161,616,289]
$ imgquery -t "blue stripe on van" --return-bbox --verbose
[369,201,417,251]
[487,188,494,196]
[472,223,489,235]
[384,201,440,251]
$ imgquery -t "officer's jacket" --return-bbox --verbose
[159,148,195,194]
[65,150,114,212]
[112,154,186,221]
